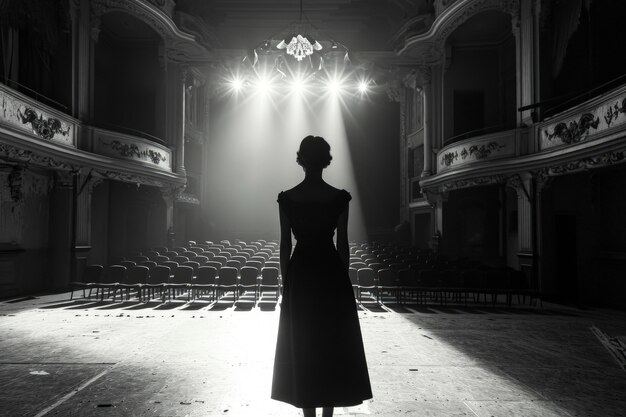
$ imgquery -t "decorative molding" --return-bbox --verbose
[438,134,512,170]
[0,87,76,147]
[0,143,78,171]
[543,113,600,145]
[399,0,521,59]
[540,92,626,150]
[540,151,626,177]
[176,192,200,205]
[90,0,210,61]
[441,174,507,192]
[101,140,167,165]
[93,128,172,171]
[17,108,71,141]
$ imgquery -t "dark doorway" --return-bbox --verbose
[554,214,578,303]
[413,213,432,249]
[453,90,484,138]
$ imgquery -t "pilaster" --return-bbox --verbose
[418,65,433,177]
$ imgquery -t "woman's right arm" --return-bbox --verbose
[279,205,292,280]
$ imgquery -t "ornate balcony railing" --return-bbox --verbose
[92,127,172,171]
[437,128,518,172]
[0,83,77,148]
[538,84,626,152]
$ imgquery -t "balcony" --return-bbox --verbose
[0,83,77,149]
[91,127,173,172]
[437,129,519,173]
[537,84,626,153]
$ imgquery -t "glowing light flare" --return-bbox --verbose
[358,80,369,94]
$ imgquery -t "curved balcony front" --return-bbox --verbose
[91,127,172,172]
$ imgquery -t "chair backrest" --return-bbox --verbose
[195,266,218,285]
[357,268,376,287]
[261,267,279,285]
[240,266,258,286]
[224,248,238,257]
[231,255,247,264]
[81,265,103,283]
[164,251,179,259]
[218,251,232,260]
[255,252,270,260]
[131,255,149,263]
[368,262,383,272]
[182,261,201,272]
[213,255,228,266]
[350,262,367,270]
[181,251,197,258]
[172,256,189,264]
[120,260,136,269]
[189,247,205,255]
[264,261,280,269]
[127,266,149,285]
[103,265,126,284]
[240,248,256,258]
[172,246,187,253]
[172,265,194,284]
[194,255,209,266]
[249,256,266,264]
[148,265,170,284]
[206,260,223,270]
[245,260,263,273]
[153,255,169,264]
[225,259,241,269]
[145,250,161,259]
[139,260,157,269]
[152,247,168,254]
[377,268,397,286]
[206,247,221,255]
[162,261,179,271]
[218,266,238,286]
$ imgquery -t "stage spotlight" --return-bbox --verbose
[326,78,343,95]
[255,75,273,95]
[358,80,369,94]
[229,77,243,93]
[290,76,306,95]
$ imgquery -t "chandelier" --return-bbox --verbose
[243,0,350,73]
[277,34,322,62]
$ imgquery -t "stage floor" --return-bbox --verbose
[1,293,625,416]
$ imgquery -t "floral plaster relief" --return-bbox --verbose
[0,91,74,146]
[541,96,626,150]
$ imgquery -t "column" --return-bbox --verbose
[419,65,433,177]
[507,173,534,284]
[514,0,535,125]
[49,172,75,288]
[71,0,95,148]
[164,60,187,175]
[73,172,103,280]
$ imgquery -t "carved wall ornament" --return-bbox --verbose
[604,97,626,127]
[0,143,77,171]
[546,151,626,176]
[17,107,71,140]
[1,88,76,147]
[540,91,626,150]
[440,141,506,166]
[101,140,167,165]
[543,113,600,144]
[441,174,507,192]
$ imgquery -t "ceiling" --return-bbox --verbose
[176,0,433,52]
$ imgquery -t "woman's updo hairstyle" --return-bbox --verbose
[296,135,332,170]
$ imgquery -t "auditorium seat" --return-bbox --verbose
[191,266,217,300]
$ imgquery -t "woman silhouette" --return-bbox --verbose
[271,136,372,417]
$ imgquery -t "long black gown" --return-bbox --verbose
[271,189,372,408]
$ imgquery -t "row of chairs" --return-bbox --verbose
[349,266,541,306]
[71,264,280,303]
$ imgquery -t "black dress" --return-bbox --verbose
[271,189,373,408]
